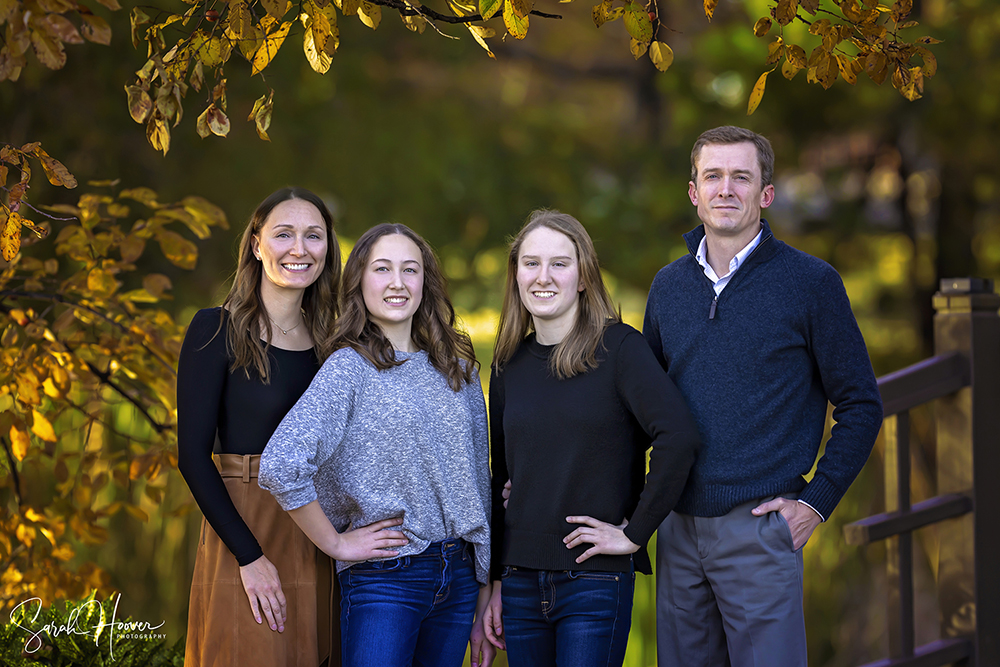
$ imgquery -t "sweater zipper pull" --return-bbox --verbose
[709,296,718,320]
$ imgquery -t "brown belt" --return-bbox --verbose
[214,453,260,483]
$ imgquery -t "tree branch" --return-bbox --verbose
[0,291,177,376]
[1,436,24,508]
[367,0,561,23]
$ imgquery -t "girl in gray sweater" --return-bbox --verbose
[259,224,493,667]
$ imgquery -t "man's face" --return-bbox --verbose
[689,142,774,241]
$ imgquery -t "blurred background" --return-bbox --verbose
[3,0,1000,663]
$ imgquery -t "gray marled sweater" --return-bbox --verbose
[258,347,491,584]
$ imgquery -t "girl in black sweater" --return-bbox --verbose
[480,210,699,667]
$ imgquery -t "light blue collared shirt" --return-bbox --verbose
[695,227,763,296]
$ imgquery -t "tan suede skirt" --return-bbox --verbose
[184,454,339,667]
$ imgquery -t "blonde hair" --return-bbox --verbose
[493,210,620,379]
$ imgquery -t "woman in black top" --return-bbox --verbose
[177,187,404,667]
[481,210,700,667]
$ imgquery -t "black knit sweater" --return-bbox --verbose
[489,322,699,580]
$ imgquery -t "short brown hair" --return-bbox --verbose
[493,210,620,379]
[691,126,774,187]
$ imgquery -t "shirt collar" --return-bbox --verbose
[695,226,764,281]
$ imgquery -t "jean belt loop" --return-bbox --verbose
[242,454,251,484]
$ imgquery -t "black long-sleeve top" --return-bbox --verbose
[489,322,700,580]
[176,308,321,566]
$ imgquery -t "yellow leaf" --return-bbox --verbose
[467,24,495,58]
[785,43,807,68]
[753,17,771,37]
[120,233,146,262]
[143,273,173,298]
[146,115,170,155]
[510,0,533,17]
[156,229,198,269]
[125,85,152,123]
[16,523,36,547]
[199,35,228,69]
[913,44,936,77]
[252,21,292,76]
[2,210,21,261]
[42,377,63,399]
[125,505,149,522]
[196,106,212,138]
[227,0,253,39]
[51,543,75,561]
[835,53,857,84]
[238,25,265,61]
[781,57,801,79]
[480,0,503,20]
[207,105,232,137]
[9,425,29,461]
[29,24,67,69]
[30,410,56,443]
[766,37,784,65]
[260,0,291,20]
[649,40,673,71]
[339,0,361,16]
[890,0,911,23]
[503,0,529,39]
[703,0,717,21]
[629,37,647,60]
[358,1,381,29]
[87,267,120,297]
[747,71,768,115]
[774,0,798,26]
[623,3,653,43]
[0,394,13,412]
[401,13,427,32]
[34,147,77,188]
[80,14,112,45]
[303,24,333,73]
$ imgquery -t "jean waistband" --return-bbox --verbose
[416,539,467,556]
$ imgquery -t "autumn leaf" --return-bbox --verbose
[33,147,77,188]
[29,24,67,69]
[503,0,529,39]
[207,105,231,136]
[753,17,772,37]
[125,85,152,124]
[9,424,29,461]
[302,21,334,74]
[146,115,170,155]
[87,267,120,297]
[80,14,112,45]
[143,273,172,298]
[467,24,495,58]
[649,41,673,71]
[890,0,912,24]
[774,0,798,26]
[2,209,22,261]
[623,3,653,43]
[156,229,198,269]
[358,1,381,29]
[43,15,83,45]
[703,0,718,21]
[510,0,533,17]
[248,92,275,140]
[31,410,57,442]
[747,70,768,115]
[835,53,857,84]
[480,0,503,21]
[260,0,290,20]
[252,21,293,76]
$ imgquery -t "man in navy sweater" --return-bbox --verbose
[643,126,883,666]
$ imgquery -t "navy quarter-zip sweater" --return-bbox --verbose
[642,220,882,520]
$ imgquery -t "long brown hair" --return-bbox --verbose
[329,223,477,391]
[492,209,620,379]
[220,187,341,382]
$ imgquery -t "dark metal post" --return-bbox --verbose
[933,278,1000,666]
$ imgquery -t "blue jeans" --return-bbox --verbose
[338,540,479,667]
[501,565,635,667]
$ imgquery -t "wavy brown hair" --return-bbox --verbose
[329,223,477,391]
[493,209,620,379]
[218,187,341,382]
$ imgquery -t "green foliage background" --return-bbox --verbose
[3,0,1000,664]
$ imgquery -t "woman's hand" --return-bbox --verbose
[563,516,640,564]
[482,581,505,650]
[470,585,498,667]
[239,555,287,632]
[328,517,409,561]
[288,501,408,561]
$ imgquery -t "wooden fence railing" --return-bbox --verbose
[844,277,1000,667]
